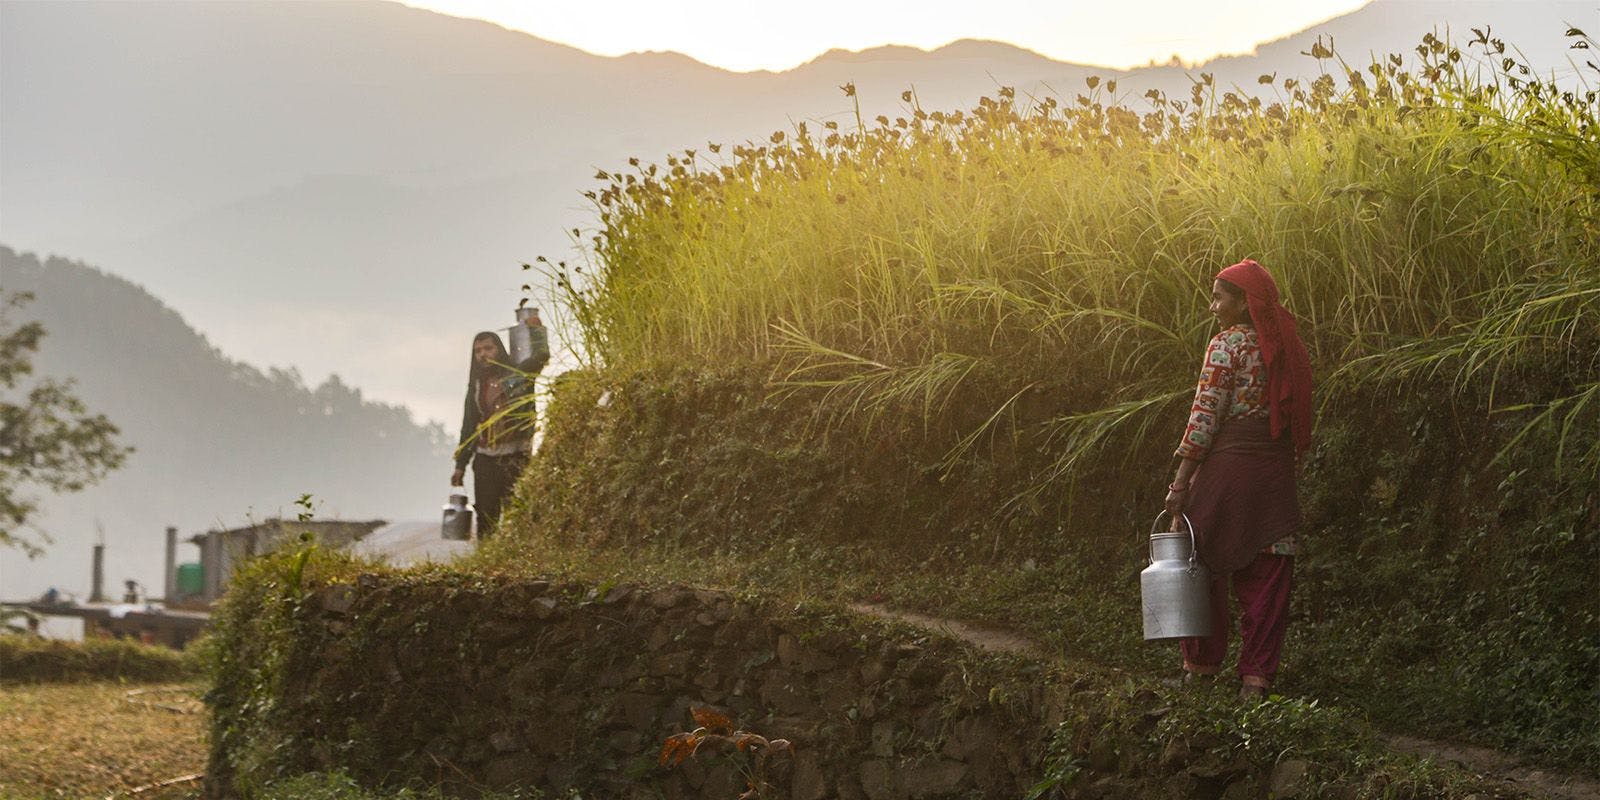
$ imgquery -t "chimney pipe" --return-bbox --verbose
[163,526,178,603]
[89,543,106,603]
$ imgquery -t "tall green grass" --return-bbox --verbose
[553,30,1598,489]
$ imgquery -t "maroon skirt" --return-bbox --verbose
[1184,418,1301,574]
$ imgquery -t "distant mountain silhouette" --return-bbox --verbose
[0,0,1589,426]
[0,246,450,600]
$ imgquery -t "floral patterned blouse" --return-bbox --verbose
[1175,323,1299,556]
[1176,324,1270,460]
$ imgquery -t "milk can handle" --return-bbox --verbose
[1147,511,1198,568]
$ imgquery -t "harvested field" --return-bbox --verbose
[0,681,205,800]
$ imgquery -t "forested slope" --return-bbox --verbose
[1,246,450,596]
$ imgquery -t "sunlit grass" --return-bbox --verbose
[550,31,1598,489]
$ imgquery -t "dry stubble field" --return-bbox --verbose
[0,682,206,800]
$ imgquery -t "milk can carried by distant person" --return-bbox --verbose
[507,306,539,364]
[1140,512,1212,639]
[441,486,473,541]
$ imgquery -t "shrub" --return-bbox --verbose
[0,633,200,683]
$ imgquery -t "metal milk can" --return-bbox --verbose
[507,306,538,364]
[441,487,474,541]
[1140,512,1212,640]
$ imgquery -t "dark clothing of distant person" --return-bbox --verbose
[455,325,548,538]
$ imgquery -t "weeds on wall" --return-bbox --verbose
[659,707,794,799]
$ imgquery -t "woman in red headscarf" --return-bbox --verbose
[1163,259,1314,699]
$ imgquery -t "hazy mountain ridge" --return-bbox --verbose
[0,245,450,599]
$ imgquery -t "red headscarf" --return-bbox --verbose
[1215,259,1315,457]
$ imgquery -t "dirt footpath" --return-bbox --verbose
[850,602,1600,800]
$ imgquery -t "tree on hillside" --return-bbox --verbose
[0,291,130,555]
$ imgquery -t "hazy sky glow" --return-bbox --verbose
[401,0,1374,72]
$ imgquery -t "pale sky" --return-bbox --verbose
[402,0,1374,72]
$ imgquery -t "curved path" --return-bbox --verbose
[348,520,473,567]
[849,602,1599,800]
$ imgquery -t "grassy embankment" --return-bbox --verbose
[0,633,203,683]
[484,29,1599,775]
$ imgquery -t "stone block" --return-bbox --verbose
[610,692,661,731]
[477,618,527,645]
[1164,773,1204,800]
[679,754,708,788]
[606,729,645,754]
[652,650,695,677]
[817,668,862,714]
[713,619,755,648]
[901,759,967,798]
[319,584,355,614]
[649,587,691,609]
[777,633,804,668]
[1321,780,1360,800]
[899,658,943,688]
[1185,755,1251,800]
[488,729,523,753]
[911,707,942,740]
[764,715,824,744]
[599,658,646,688]
[649,623,679,650]
[940,715,995,764]
[860,656,893,686]
[860,759,904,800]
[483,754,542,790]
[703,762,743,798]
[870,721,899,757]
[835,775,868,800]
[661,773,693,800]
[788,751,828,800]
[858,695,879,720]
[1267,759,1310,799]
[1088,776,1143,798]
[1223,775,1263,800]
[758,671,813,716]
[531,597,560,619]
[1158,737,1193,773]
[1088,738,1120,773]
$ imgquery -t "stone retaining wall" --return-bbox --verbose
[213,573,1060,799]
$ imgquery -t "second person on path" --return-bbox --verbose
[452,311,550,540]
